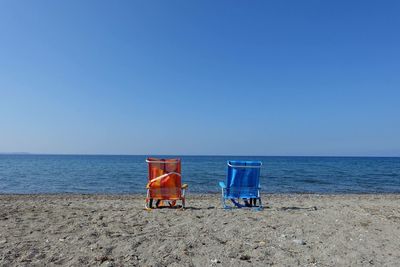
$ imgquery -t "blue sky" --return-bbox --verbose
[0,1,399,156]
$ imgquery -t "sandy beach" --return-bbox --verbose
[0,194,399,266]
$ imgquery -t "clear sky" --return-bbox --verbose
[1,1,399,156]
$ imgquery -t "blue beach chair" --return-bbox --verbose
[219,160,263,210]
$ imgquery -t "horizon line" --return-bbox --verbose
[0,152,399,158]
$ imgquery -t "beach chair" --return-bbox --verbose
[219,160,263,210]
[145,158,188,210]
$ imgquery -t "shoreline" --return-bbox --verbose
[1,192,399,196]
[1,194,399,266]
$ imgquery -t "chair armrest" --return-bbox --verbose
[219,182,226,189]
[182,184,188,189]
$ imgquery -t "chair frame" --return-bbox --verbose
[144,159,187,210]
[219,161,263,210]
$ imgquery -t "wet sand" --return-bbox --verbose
[0,194,399,266]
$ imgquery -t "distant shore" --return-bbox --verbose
[1,194,399,266]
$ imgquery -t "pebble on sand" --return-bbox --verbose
[101,261,114,267]
[211,258,220,263]
[239,255,251,261]
[293,239,306,245]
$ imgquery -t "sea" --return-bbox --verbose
[0,154,399,194]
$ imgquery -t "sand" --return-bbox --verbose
[0,194,399,266]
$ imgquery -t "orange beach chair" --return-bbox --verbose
[145,158,188,209]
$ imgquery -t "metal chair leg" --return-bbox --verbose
[221,188,230,209]
[257,198,263,210]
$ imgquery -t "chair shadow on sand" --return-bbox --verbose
[279,206,318,211]
[147,205,206,210]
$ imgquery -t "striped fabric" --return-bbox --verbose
[146,158,182,200]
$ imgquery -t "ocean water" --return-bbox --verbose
[0,155,399,194]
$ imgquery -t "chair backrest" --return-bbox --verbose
[147,157,181,181]
[146,158,182,199]
[226,160,262,197]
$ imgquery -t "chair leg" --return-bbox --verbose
[145,189,152,210]
[257,198,263,210]
[222,198,232,209]
[221,188,229,209]
[231,198,243,208]
[243,199,251,207]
